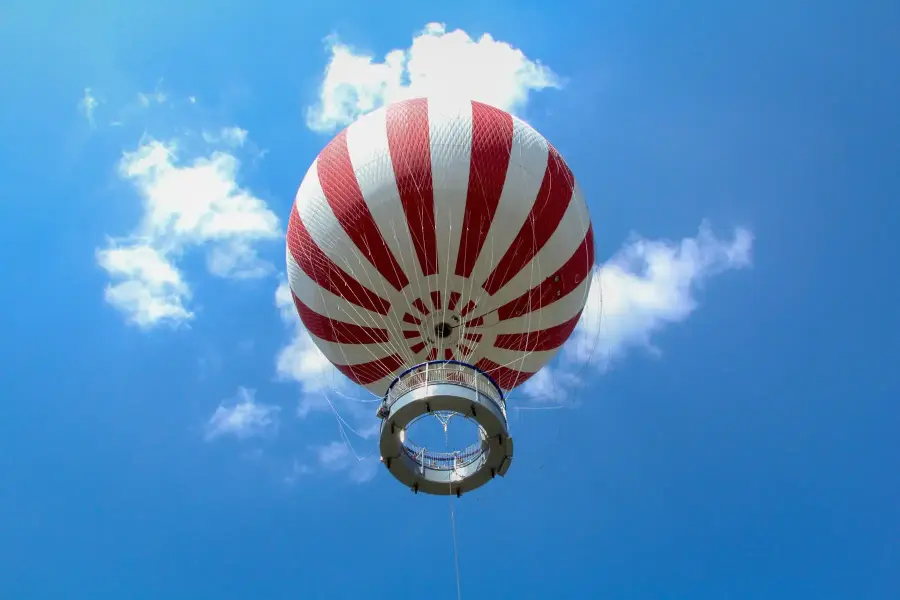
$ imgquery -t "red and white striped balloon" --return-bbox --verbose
[286,97,594,395]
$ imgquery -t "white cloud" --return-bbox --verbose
[274,279,382,483]
[137,90,167,107]
[275,280,380,419]
[306,22,562,133]
[283,460,314,485]
[518,368,584,405]
[79,88,99,126]
[314,441,379,483]
[275,280,339,400]
[520,221,754,403]
[205,387,281,441]
[98,130,280,328]
[202,126,248,148]
[96,243,192,328]
[283,444,377,485]
[206,239,273,279]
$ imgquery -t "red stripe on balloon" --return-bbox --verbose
[334,355,405,385]
[455,101,513,278]
[317,131,410,291]
[463,316,484,328]
[448,291,461,311]
[459,300,476,317]
[482,145,575,295]
[474,358,536,389]
[410,342,426,354]
[402,312,422,325]
[412,298,430,316]
[386,98,438,277]
[403,330,421,339]
[291,292,390,345]
[494,311,583,352]
[430,290,442,310]
[497,225,594,321]
[287,208,390,315]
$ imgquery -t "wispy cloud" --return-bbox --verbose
[283,461,313,485]
[79,88,99,126]
[96,117,280,328]
[78,81,204,130]
[274,280,381,425]
[274,279,383,483]
[520,222,754,403]
[306,22,561,133]
[137,90,167,107]
[202,126,248,148]
[205,387,281,441]
[274,280,345,402]
[97,244,193,327]
[313,441,379,483]
[137,78,168,107]
[282,443,378,485]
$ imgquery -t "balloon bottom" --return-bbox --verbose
[377,361,514,496]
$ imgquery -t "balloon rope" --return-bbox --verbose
[446,420,462,600]
[449,497,462,600]
[323,392,371,460]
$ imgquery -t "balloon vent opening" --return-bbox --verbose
[434,322,453,339]
[377,361,513,496]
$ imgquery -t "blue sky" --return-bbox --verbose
[2,1,898,598]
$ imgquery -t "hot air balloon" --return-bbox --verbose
[286,97,594,496]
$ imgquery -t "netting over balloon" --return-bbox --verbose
[286,97,594,397]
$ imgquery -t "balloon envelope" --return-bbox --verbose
[286,97,594,396]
